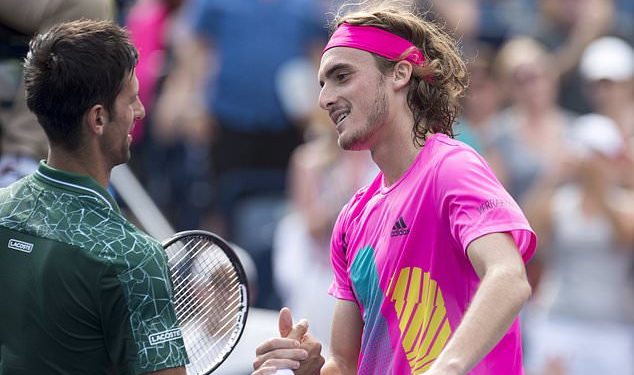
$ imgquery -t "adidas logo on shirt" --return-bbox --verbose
[391,216,410,237]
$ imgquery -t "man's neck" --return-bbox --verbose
[370,109,421,187]
[46,147,110,188]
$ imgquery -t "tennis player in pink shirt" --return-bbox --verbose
[252,4,536,375]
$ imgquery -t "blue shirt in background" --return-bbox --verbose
[186,0,327,132]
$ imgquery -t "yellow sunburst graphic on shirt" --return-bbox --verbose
[386,267,452,374]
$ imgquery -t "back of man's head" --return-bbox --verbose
[24,19,138,151]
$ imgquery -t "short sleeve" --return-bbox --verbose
[108,243,189,374]
[100,268,138,375]
[435,145,536,263]
[328,202,357,301]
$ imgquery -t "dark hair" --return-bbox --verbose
[332,3,468,146]
[24,19,138,150]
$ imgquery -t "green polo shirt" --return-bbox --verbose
[0,162,188,374]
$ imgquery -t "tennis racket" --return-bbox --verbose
[162,230,249,374]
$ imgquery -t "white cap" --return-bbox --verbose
[571,114,624,158]
[579,37,634,82]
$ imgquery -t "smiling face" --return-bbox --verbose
[100,71,145,166]
[318,47,391,151]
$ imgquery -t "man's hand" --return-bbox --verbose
[252,308,325,375]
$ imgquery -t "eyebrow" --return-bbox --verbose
[319,62,352,87]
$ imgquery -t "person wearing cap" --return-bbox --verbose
[522,113,634,375]
[251,4,537,375]
[579,36,634,189]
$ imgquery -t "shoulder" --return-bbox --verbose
[0,174,37,200]
[33,189,164,270]
[429,135,487,173]
[0,176,41,227]
[429,134,476,150]
[87,218,165,269]
[429,135,507,199]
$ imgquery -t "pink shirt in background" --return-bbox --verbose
[126,0,170,144]
[329,133,536,375]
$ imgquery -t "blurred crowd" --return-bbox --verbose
[0,0,632,373]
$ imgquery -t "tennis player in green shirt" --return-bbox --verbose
[0,20,188,374]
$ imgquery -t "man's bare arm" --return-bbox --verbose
[425,232,532,375]
[321,299,363,375]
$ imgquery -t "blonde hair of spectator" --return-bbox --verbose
[494,37,553,81]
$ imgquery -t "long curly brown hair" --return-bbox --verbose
[331,2,469,146]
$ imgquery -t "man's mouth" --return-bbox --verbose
[331,109,350,125]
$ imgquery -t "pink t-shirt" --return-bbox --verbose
[329,134,536,375]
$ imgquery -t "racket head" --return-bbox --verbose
[162,230,249,375]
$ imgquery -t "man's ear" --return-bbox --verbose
[85,104,107,136]
[392,60,413,90]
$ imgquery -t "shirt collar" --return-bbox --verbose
[34,160,120,213]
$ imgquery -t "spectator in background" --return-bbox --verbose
[0,0,113,187]
[126,0,185,146]
[156,0,327,308]
[125,0,214,232]
[522,114,634,375]
[517,0,618,113]
[454,42,502,155]
[578,36,634,188]
[422,0,504,157]
[159,0,326,224]
[486,37,577,202]
[423,0,479,44]
[476,0,532,46]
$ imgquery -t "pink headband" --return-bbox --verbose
[323,23,425,65]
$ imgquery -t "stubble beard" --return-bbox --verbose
[339,79,388,151]
[102,125,132,168]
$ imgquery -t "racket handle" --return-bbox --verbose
[275,370,294,375]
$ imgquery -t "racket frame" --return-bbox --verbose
[162,230,250,375]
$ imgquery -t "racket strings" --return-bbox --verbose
[173,239,240,319]
[186,321,240,371]
[165,235,247,374]
[168,238,240,316]
[181,299,242,355]
[180,304,238,336]
[168,238,237,306]
[177,289,241,335]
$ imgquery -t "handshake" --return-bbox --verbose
[251,308,326,375]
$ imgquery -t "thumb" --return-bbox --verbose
[278,307,293,338]
[287,319,308,341]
